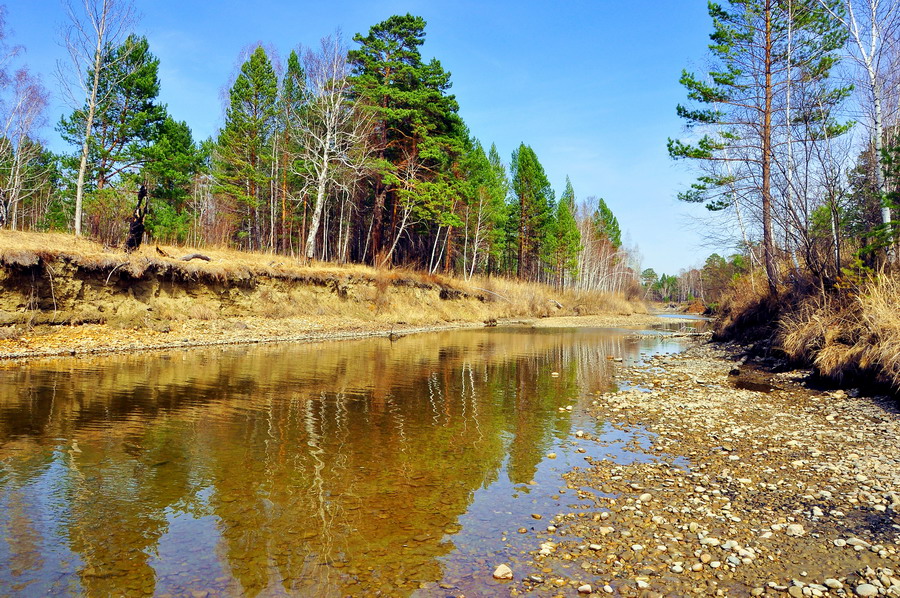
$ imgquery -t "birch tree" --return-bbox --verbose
[57,0,134,236]
[293,34,371,261]
[0,8,50,229]
[820,0,900,243]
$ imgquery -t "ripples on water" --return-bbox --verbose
[0,326,694,597]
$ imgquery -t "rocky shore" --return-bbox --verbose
[518,341,900,597]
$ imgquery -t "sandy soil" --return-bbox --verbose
[0,312,693,362]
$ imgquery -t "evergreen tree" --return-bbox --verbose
[143,117,202,243]
[348,14,466,265]
[487,143,511,272]
[59,35,165,191]
[592,197,621,248]
[214,46,279,249]
[509,143,554,281]
[545,177,581,286]
[668,0,849,293]
[460,139,509,277]
[277,49,308,253]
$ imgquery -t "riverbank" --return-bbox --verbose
[0,230,647,361]
[0,312,681,362]
[518,340,900,597]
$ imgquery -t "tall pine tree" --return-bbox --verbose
[215,46,278,250]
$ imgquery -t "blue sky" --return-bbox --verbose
[6,0,730,275]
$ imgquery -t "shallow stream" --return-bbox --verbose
[0,325,699,597]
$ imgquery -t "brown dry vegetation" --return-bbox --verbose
[0,231,646,354]
[780,273,900,387]
[714,264,900,388]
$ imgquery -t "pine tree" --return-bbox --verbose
[277,49,307,253]
[59,35,165,190]
[348,14,466,265]
[668,0,848,293]
[547,177,581,287]
[509,143,554,281]
[214,46,279,250]
[592,197,621,248]
[143,117,202,243]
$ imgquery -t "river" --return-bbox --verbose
[0,324,699,597]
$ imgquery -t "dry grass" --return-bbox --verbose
[777,271,900,387]
[466,275,644,319]
[712,270,783,343]
[0,230,647,332]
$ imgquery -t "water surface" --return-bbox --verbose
[0,326,691,597]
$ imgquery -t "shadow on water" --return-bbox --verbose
[0,326,694,597]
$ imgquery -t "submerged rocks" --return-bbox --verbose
[492,564,513,580]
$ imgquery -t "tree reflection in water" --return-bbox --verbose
[0,327,669,597]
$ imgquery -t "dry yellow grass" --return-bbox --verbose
[778,271,900,387]
[0,230,646,335]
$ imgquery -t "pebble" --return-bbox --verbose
[493,564,513,580]
[855,584,878,597]
[578,584,592,594]
[786,524,805,537]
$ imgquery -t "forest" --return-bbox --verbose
[3,0,900,313]
[0,5,635,294]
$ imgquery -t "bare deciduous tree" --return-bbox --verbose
[290,33,372,261]
[57,0,135,236]
[820,0,900,233]
[0,8,49,229]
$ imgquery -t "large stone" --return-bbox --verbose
[855,584,878,597]
[493,564,513,580]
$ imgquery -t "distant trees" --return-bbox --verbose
[642,252,749,304]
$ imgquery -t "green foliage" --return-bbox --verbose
[214,46,279,246]
[145,117,202,206]
[544,179,581,282]
[592,196,621,248]
[700,252,749,302]
[349,13,465,185]
[509,143,554,279]
[58,35,166,189]
[641,268,658,287]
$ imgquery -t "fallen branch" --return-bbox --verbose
[180,253,211,262]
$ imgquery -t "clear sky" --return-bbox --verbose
[5,0,732,275]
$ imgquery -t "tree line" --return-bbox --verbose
[0,4,638,293]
